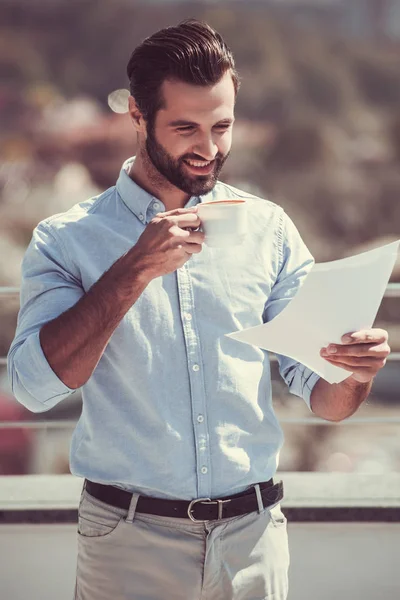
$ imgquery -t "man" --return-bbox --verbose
[8,19,390,600]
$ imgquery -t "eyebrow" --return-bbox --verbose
[168,118,235,128]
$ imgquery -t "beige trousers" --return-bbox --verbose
[74,486,290,600]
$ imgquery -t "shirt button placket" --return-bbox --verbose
[176,265,210,498]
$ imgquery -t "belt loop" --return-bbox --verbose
[79,479,88,510]
[254,484,264,513]
[125,493,140,524]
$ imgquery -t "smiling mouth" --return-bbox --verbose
[183,159,215,174]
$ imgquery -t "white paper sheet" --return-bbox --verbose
[227,241,399,384]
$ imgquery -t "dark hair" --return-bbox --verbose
[127,19,240,126]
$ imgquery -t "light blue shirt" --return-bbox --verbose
[8,156,320,500]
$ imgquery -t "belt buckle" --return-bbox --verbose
[187,497,231,522]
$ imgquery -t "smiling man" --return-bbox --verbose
[128,54,236,207]
[8,19,390,600]
[135,76,234,194]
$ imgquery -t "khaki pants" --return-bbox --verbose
[74,486,290,600]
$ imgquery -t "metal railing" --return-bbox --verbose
[0,283,399,429]
[0,415,400,430]
[0,287,20,296]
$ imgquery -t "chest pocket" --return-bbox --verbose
[210,247,274,327]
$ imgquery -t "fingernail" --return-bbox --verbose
[342,335,353,343]
[327,346,337,354]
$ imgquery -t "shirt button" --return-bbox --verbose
[138,214,145,222]
[184,313,192,321]
[153,201,161,210]
[192,364,200,372]
[201,466,208,475]
[197,415,204,423]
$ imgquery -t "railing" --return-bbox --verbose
[0,415,400,430]
[1,283,399,429]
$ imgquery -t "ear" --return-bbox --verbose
[128,96,147,135]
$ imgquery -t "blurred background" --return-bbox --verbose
[0,0,399,477]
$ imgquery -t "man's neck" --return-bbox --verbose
[129,153,190,211]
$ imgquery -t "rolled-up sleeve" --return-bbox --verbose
[263,209,320,409]
[7,221,84,412]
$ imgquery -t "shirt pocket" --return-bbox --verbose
[217,257,272,326]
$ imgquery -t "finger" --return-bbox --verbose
[322,357,355,372]
[181,241,203,255]
[322,357,379,383]
[168,225,191,240]
[173,214,202,229]
[185,230,205,245]
[169,228,205,245]
[321,342,390,358]
[323,358,375,383]
[156,207,198,218]
[155,212,201,230]
[341,329,388,345]
[322,355,386,368]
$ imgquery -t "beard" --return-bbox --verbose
[144,125,230,197]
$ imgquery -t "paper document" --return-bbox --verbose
[227,241,399,384]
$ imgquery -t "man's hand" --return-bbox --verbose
[131,207,205,281]
[320,328,390,383]
[38,207,204,389]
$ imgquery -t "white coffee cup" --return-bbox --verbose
[197,200,248,248]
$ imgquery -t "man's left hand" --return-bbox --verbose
[320,328,390,383]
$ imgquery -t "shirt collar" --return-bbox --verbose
[116,157,157,224]
[116,156,215,223]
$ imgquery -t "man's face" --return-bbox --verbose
[143,71,235,196]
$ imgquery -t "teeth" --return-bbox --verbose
[186,160,211,167]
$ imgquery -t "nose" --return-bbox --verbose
[193,135,218,161]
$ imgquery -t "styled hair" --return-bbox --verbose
[127,19,240,126]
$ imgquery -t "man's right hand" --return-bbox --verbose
[130,207,205,281]
[38,207,205,389]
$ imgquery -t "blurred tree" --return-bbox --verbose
[1,0,400,269]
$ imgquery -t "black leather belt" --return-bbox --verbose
[84,478,284,522]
